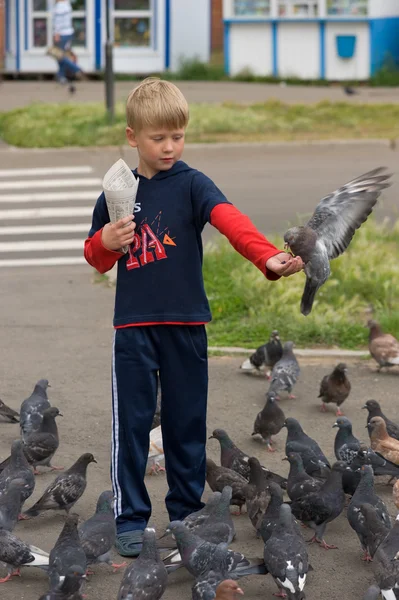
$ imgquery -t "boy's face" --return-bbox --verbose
[126,126,185,178]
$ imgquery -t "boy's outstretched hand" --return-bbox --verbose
[266,252,304,277]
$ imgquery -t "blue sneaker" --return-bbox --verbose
[115,530,144,557]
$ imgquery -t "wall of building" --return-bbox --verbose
[229,22,272,75]
[170,0,211,71]
[278,23,320,79]
[325,22,369,80]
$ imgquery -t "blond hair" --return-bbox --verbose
[126,77,189,132]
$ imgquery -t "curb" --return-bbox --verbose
[208,346,368,358]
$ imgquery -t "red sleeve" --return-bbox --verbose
[209,204,282,281]
[84,228,124,274]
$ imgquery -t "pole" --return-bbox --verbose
[104,0,115,124]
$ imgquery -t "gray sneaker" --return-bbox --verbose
[115,530,144,557]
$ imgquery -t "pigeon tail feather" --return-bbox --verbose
[301,278,319,316]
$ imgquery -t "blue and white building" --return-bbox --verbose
[223,0,399,80]
[4,0,211,75]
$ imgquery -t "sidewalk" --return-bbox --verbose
[1,80,399,111]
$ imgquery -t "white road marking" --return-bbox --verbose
[1,178,101,190]
[0,257,87,268]
[0,207,93,220]
[0,166,93,177]
[0,224,89,235]
[0,239,84,252]
[0,191,97,203]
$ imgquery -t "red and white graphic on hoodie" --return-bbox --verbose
[126,212,176,271]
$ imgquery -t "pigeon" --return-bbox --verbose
[371,513,399,600]
[117,527,167,600]
[23,453,97,518]
[38,565,85,600]
[284,417,330,478]
[49,514,87,590]
[183,492,222,532]
[363,400,399,441]
[0,398,19,423]
[263,504,309,600]
[147,425,164,475]
[258,481,284,543]
[20,378,51,441]
[367,320,399,371]
[369,417,399,465]
[162,521,267,578]
[206,459,247,515]
[252,390,285,451]
[318,363,351,415]
[192,545,245,600]
[0,439,35,509]
[363,585,382,600]
[209,429,287,488]
[343,85,358,95]
[284,452,322,502]
[354,444,399,481]
[0,529,49,583]
[290,461,348,550]
[243,457,271,532]
[359,503,391,560]
[333,417,361,464]
[78,490,126,572]
[347,464,391,561]
[284,168,391,315]
[0,478,30,532]
[268,342,300,399]
[240,330,283,378]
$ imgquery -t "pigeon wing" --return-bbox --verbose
[79,519,114,561]
[306,167,391,260]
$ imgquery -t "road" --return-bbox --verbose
[0,142,397,267]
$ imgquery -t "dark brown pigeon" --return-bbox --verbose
[367,320,399,371]
[252,391,285,451]
[206,459,246,515]
[243,457,271,532]
[318,363,351,416]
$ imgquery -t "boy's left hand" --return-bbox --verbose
[266,252,304,277]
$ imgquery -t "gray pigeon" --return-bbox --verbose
[347,465,391,562]
[162,521,266,578]
[284,417,330,478]
[38,564,85,600]
[192,544,244,600]
[206,459,247,515]
[318,363,351,415]
[243,457,271,533]
[20,378,51,440]
[117,527,167,600]
[24,453,97,518]
[363,400,399,441]
[252,390,285,451]
[371,513,399,599]
[268,342,300,399]
[0,439,35,509]
[283,167,391,315]
[333,417,361,464]
[359,503,390,560]
[263,504,309,600]
[258,481,284,543]
[284,452,322,502]
[0,529,49,583]
[290,461,348,550]
[209,429,287,488]
[0,478,30,532]
[240,330,283,378]
[49,514,87,590]
[79,490,126,572]
[0,398,19,423]
[363,585,381,600]
[183,492,222,533]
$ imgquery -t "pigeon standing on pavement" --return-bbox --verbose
[347,465,391,562]
[19,378,51,441]
[284,417,330,478]
[252,390,285,451]
[192,543,245,600]
[268,342,300,399]
[183,492,222,532]
[290,461,348,550]
[243,457,271,532]
[0,478,30,532]
[358,503,391,560]
[78,490,126,572]
[209,429,287,488]
[206,459,247,515]
[49,514,87,590]
[0,439,35,509]
[258,481,284,543]
[333,417,361,464]
[284,452,322,502]
[371,513,399,599]
[240,330,283,378]
[0,529,49,583]
[283,167,392,315]
[263,504,309,600]
[24,453,97,517]
[363,400,399,441]
[368,417,399,465]
[367,319,399,371]
[0,399,19,423]
[38,565,85,600]
[117,527,167,600]
[318,363,351,415]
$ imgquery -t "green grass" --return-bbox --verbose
[203,219,399,349]
[2,100,399,147]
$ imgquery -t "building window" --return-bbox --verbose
[278,0,318,17]
[327,0,368,15]
[30,0,87,49]
[233,1,270,16]
[71,0,87,47]
[113,0,153,47]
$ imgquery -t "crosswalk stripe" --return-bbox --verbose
[0,166,93,178]
[1,178,102,190]
[0,207,93,220]
[0,191,97,203]
[0,224,89,235]
[0,257,87,268]
[0,240,84,252]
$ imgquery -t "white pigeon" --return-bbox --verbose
[147,425,165,475]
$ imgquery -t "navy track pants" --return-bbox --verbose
[111,325,208,534]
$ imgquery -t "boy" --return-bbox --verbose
[84,78,303,557]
